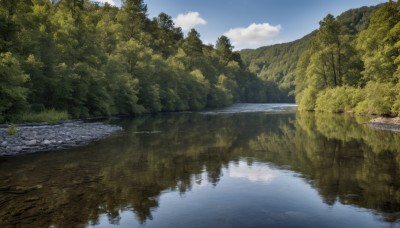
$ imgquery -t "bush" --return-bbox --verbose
[315,86,365,113]
[16,109,69,124]
[344,87,365,111]
[316,87,346,112]
[390,83,400,116]
[7,124,17,136]
[298,87,318,111]
[355,82,397,115]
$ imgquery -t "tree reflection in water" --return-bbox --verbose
[0,111,399,227]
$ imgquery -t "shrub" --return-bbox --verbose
[355,82,397,115]
[16,109,69,123]
[391,83,400,116]
[7,124,17,136]
[298,87,318,111]
[316,87,346,113]
[315,86,366,113]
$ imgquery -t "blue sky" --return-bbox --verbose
[98,0,387,50]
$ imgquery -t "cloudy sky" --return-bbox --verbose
[96,0,387,50]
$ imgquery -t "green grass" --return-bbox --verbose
[17,109,69,124]
[7,124,17,136]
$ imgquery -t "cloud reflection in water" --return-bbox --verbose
[229,161,276,183]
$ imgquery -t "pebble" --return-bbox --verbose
[0,121,122,156]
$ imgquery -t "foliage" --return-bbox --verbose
[16,109,69,124]
[0,0,280,123]
[241,4,385,110]
[240,34,313,102]
[315,87,364,113]
[294,2,400,116]
[7,123,17,136]
[0,52,29,122]
[354,82,398,116]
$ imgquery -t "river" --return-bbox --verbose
[0,104,399,227]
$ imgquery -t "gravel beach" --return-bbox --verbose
[0,121,122,156]
[367,117,400,133]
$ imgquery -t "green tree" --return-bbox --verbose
[0,52,29,122]
[356,1,400,83]
[215,35,234,65]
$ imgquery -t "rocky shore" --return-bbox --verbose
[367,117,400,132]
[0,121,123,156]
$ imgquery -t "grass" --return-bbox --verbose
[17,109,69,124]
[7,124,17,136]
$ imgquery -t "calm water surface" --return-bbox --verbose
[0,104,400,228]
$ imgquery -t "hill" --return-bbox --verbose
[239,5,379,101]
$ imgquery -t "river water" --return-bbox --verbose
[0,104,399,228]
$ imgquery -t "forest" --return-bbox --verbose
[0,0,282,123]
[242,1,400,116]
[296,1,400,116]
[2,0,400,124]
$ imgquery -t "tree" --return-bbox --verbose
[182,29,203,58]
[117,0,148,42]
[215,35,234,65]
[0,52,29,122]
[152,12,183,57]
[356,1,400,83]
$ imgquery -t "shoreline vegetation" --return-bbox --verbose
[2,0,400,156]
[294,2,400,117]
[241,2,400,118]
[2,106,400,158]
[0,0,289,125]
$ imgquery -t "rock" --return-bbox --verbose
[368,117,400,133]
[25,140,37,146]
[0,121,122,156]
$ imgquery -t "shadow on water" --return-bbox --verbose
[0,104,399,227]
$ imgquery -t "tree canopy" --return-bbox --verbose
[0,0,281,122]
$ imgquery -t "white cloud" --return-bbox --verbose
[94,0,116,6]
[229,161,276,183]
[224,23,282,49]
[174,12,207,31]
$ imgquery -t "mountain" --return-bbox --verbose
[239,5,379,101]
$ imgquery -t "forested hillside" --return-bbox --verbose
[0,0,279,123]
[296,1,400,116]
[240,34,313,102]
[240,5,378,103]
[1,1,397,123]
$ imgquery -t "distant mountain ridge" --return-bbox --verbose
[239,4,379,100]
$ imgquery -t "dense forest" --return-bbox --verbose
[0,0,282,123]
[2,1,399,123]
[240,33,313,102]
[242,1,400,116]
[240,5,378,103]
[296,1,400,116]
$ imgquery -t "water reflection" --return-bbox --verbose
[229,161,276,183]
[0,106,399,227]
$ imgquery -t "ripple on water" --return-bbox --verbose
[200,103,297,115]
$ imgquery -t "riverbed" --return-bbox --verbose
[0,104,399,228]
[0,121,122,156]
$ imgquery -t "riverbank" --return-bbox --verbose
[0,121,122,156]
[367,117,400,132]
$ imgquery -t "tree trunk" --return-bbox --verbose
[330,51,337,86]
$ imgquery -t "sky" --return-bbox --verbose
[96,0,387,50]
